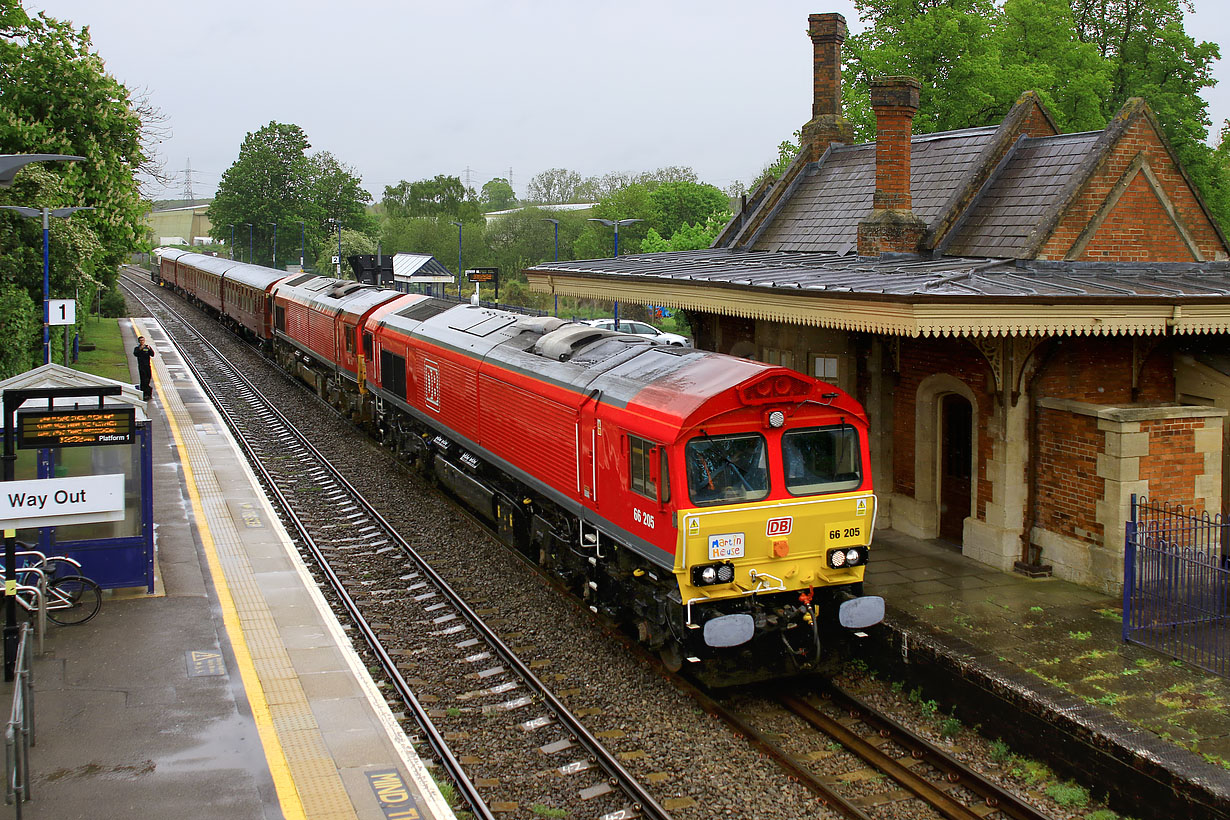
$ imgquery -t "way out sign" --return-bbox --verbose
[0,473,125,529]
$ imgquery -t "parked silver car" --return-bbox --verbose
[585,318,691,346]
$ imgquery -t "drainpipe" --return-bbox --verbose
[1019,340,1059,572]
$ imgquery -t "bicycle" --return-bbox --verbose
[5,550,103,626]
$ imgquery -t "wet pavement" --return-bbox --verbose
[865,528,1230,817]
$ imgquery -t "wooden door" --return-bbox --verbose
[939,394,972,544]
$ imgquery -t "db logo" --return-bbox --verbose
[766,517,793,537]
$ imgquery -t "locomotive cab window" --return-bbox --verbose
[629,436,658,500]
[686,433,768,506]
[782,424,862,496]
[344,325,356,354]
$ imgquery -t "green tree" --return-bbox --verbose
[647,181,731,239]
[844,0,1007,139]
[382,175,479,221]
[0,284,39,377]
[306,151,374,237]
[209,122,311,264]
[480,178,517,211]
[314,227,376,278]
[1070,0,1220,174]
[752,135,803,192]
[572,179,730,258]
[525,168,587,204]
[0,0,152,289]
[833,0,1228,227]
[209,122,372,266]
[0,165,104,375]
[639,215,727,253]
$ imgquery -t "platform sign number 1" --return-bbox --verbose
[48,299,75,326]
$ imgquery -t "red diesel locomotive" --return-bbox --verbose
[153,250,883,683]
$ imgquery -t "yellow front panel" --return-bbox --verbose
[675,492,876,601]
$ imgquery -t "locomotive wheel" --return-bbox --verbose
[659,639,684,673]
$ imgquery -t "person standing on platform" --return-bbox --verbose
[133,335,155,401]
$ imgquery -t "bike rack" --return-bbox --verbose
[5,623,34,816]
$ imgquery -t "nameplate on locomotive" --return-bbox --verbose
[708,532,745,560]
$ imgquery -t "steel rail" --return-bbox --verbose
[814,683,1058,820]
[124,270,673,820]
[778,692,984,820]
[123,277,496,820]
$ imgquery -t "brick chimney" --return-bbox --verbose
[857,76,927,256]
[800,13,854,160]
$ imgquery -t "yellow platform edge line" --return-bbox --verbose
[146,323,308,820]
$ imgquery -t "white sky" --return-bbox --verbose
[25,0,1230,202]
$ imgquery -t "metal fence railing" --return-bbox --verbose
[5,623,34,816]
[1124,495,1230,678]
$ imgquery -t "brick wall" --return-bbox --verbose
[1033,337,1173,404]
[1138,417,1204,503]
[1032,338,1174,543]
[1075,173,1198,261]
[1036,407,1104,542]
[1039,117,1226,262]
[894,339,994,519]
[1019,102,1058,138]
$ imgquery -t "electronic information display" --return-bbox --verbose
[17,407,135,449]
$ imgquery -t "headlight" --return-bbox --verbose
[828,547,867,568]
[691,561,736,586]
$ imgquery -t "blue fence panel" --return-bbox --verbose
[1124,495,1230,678]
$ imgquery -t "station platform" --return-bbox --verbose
[9,318,455,820]
[865,529,1230,818]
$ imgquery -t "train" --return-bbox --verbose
[152,248,884,685]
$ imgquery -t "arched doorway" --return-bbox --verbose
[938,393,973,544]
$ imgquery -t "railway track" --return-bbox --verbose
[123,270,671,820]
[707,684,1060,820]
[123,266,1075,820]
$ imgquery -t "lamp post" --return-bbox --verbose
[0,154,85,188]
[228,224,235,259]
[587,218,641,327]
[449,221,463,300]
[245,223,253,263]
[270,222,277,270]
[542,218,560,316]
[336,219,343,277]
[297,221,305,271]
[0,205,94,364]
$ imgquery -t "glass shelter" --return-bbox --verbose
[0,364,154,592]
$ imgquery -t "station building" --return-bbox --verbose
[525,12,1230,593]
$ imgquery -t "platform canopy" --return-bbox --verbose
[393,253,454,284]
[0,363,149,421]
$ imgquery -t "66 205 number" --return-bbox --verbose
[826,524,863,545]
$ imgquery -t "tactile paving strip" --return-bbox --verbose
[148,322,356,819]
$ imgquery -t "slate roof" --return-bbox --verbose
[527,248,1230,301]
[752,127,999,253]
[941,131,1102,257]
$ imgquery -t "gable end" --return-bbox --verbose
[1027,98,1230,262]
[1064,152,1203,262]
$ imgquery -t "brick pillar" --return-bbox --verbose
[857,76,926,256]
[800,13,854,160]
